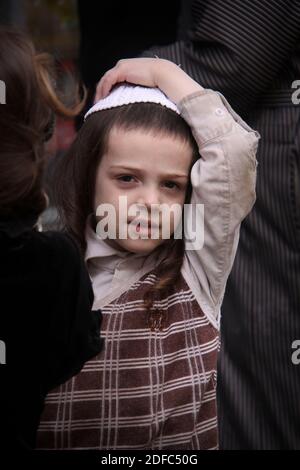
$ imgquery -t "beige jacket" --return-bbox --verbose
[85,88,260,330]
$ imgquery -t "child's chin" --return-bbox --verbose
[117,238,164,255]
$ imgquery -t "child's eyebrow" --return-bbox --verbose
[109,165,189,179]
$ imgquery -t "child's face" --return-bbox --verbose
[94,126,194,255]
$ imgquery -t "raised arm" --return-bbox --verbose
[178,89,259,328]
[96,58,260,328]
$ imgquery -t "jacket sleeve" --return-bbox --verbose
[141,0,300,115]
[179,89,260,328]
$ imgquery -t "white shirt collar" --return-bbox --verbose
[85,220,129,263]
[84,216,170,308]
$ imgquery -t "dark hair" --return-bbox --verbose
[0,27,85,220]
[54,102,199,314]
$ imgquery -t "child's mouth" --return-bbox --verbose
[128,221,160,234]
[136,222,150,232]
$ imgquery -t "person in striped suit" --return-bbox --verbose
[141,0,300,449]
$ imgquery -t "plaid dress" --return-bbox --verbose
[37,264,218,450]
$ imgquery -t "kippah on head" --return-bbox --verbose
[84,83,180,120]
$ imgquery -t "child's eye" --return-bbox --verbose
[117,175,135,183]
[164,181,180,190]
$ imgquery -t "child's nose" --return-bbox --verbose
[136,186,161,208]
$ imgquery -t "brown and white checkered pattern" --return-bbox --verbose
[37,265,218,450]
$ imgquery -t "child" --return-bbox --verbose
[0,28,103,451]
[37,58,259,450]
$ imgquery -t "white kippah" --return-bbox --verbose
[84,83,180,120]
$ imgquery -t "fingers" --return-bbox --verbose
[95,59,132,102]
[95,69,118,102]
[94,59,144,103]
[93,58,184,104]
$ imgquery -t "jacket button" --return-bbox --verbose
[215,108,225,116]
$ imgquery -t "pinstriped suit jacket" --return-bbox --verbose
[142,0,300,449]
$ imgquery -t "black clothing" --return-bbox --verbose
[0,216,103,451]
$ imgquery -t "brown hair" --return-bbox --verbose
[54,102,199,315]
[0,27,85,219]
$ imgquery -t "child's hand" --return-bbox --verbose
[95,58,204,104]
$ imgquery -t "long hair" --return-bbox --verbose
[0,27,85,220]
[54,102,199,314]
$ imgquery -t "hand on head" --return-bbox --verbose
[95,58,203,104]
